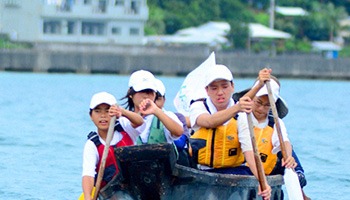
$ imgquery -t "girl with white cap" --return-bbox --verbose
[115,70,183,145]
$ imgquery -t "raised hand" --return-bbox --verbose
[108,104,122,118]
[238,96,253,113]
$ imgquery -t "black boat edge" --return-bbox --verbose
[99,143,284,200]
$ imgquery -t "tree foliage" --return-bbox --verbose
[146,0,350,51]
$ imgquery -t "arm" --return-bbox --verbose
[244,151,272,200]
[185,116,191,128]
[238,113,271,200]
[140,99,183,137]
[109,105,144,128]
[281,141,296,168]
[195,96,252,129]
[243,68,272,100]
[121,108,144,128]
[82,176,94,200]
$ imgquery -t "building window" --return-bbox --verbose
[98,0,107,13]
[82,22,105,35]
[130,28,139,36]
[115,0,124,6]
[4,0,20,7]
[112,27,121,35]
[67,21,75,34]
[43,21,61,34]
[131,0,140,14]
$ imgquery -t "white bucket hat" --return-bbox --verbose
[253,79,280,102]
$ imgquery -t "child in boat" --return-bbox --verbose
[188,64,271,200]
[82,92,143,200]
[153,78,192,166]
[121,70,183,145]
[241,72,310,199]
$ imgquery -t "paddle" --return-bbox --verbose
[265,81,304,200]
[92,114,117,200]
[247,112,268,192]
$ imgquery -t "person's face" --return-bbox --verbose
[131,89,156,112]
[90,104,111,133]
[206,79,234,111]
[155,96,165,109]
[252,95,270,122]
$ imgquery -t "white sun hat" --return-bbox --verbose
[128,70,157,92]
[90,92,117,109]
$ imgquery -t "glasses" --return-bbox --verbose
[254,100,270,109]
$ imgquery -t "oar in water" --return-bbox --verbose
[92,114,117,200]
[247,112,268,193]
[265,81,304,200]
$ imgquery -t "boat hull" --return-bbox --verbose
[99,143,283,200]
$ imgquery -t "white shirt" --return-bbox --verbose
[82,116,140,177]
[251,114,289,154]
[189,98,253,153]
[136,109,182,144]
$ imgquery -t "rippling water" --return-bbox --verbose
[1,72,349,200]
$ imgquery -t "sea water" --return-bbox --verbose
[0,72,349,200]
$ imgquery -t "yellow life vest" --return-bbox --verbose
[249,116,277,175]
[189,117,245,168]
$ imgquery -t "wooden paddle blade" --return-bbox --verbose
[284,168,303,200]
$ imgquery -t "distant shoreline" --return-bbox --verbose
[1,45,350,80]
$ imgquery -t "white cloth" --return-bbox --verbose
[82,116,140,177]
[189,98,252,152]
[136,109,182,144]
[251,114,289,154]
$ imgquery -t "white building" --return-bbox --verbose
[0,0,148,45]
[146,21,230,48]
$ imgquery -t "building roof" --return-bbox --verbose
[249,23,291,39]
[312,41,342,51]
[275,6,308,16]
[146,21,230,46]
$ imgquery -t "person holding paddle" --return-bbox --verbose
[81,92,144,200]
[242,70,310,200]
[188,64,271,200]
[121,70,183,145]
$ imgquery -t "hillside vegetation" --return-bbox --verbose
[145,0,350,53]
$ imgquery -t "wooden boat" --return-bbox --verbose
[98,143,284,200]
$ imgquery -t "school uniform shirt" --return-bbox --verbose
[189,98,253,153]
[251,114,289,154]
[82,116,140,177]
[136,109,182,144]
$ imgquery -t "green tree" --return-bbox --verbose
[144,5,166,35]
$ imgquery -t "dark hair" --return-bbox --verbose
[121,87,137,111]
[121,88,156,111]
[205,80,233,88]
[155,92,165,100]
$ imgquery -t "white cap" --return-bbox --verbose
[154,78,166,96]
[89,92,117,109]
[205,64,233,87]
[253,79,280,102]
[128,70,157,92]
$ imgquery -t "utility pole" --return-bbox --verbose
[269,0,275,29]
[269,0,276,56]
